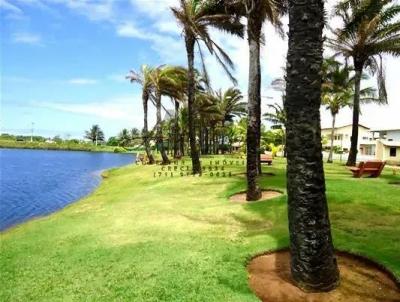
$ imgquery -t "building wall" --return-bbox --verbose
[383,146,400,165]
[375,140,400,165]
[321,125,373,152]
[376,141,384,160]
[387,130,400,141]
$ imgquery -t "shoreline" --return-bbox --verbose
[0,151,137,233]
[0,142,141,154]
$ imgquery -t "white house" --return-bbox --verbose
[371,128,400,165]
[321,124,375,155]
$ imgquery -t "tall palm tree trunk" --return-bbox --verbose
[142,91,155,164]
[211,126,215,154]
[174,100,180,158]
[257,105,262,175]
[180,133,185,156]
[156,90,170,165]
[199,125,204,154]
[286,0,339,291]
[327,114,336,163]
[246,17,262,201]
[346,65,362,166]
[185,35,201,174]
[221,121,225,154]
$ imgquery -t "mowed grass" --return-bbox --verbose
[1,156,399,301]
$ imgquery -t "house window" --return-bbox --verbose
[390,147,397,157]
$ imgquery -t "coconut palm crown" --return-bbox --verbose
[328,0,400,165]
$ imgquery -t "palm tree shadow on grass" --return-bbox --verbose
[224,170,290,247]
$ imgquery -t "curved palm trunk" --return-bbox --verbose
[327,114,336,163]
[286,0,339,291]
[156,90,170,165]
[185,35,201,174]
[346,65,362,166]
[246,17,262,201]
[143,91,155,164]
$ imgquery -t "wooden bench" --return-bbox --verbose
[260,154,273,165]
[349,160,386,178]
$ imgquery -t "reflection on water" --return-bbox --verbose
[0,148,135,231]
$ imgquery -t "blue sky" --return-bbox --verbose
[1,0,399,139]
[1,0,187,138]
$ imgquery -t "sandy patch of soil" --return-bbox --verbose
[248,250,400,302]
[230,190,283,203]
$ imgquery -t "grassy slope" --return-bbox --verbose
[1,157,399,301]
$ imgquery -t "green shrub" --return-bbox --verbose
[113,147,127,153]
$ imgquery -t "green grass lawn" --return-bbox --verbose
[1,157,399,301]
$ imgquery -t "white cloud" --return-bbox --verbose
[116,22,146,39]
[130,0,177,18]
[11,32,42,45]
[67,78,97,85]
[49,0,114,21]
[0,0,22,13]
[33,95,143,121]
[155,20,181,35]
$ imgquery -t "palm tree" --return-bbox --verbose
[264,103,286,126]
[130,128,140,138]
[178,106,189,156]
[226,0,285,200]
[285,0,339,292]
[84,125,104,145]
[196,89,224,154]
[166,68,189,159]
[127,65,155,164]
[329,0,400,166]
[264,102,286,156]
[118,129,131,147]
[322,59,379,163]
[150,65,188,165]
[171,0,244,174]
[215,87,246,153]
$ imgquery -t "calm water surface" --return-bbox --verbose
[0,148,135,231]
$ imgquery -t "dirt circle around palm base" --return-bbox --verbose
[248,249,400,302]
[229,190,283,203]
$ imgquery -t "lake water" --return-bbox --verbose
[0,148,135,231]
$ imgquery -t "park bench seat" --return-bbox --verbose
[349,160,386,178]
[260,154,273,165]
